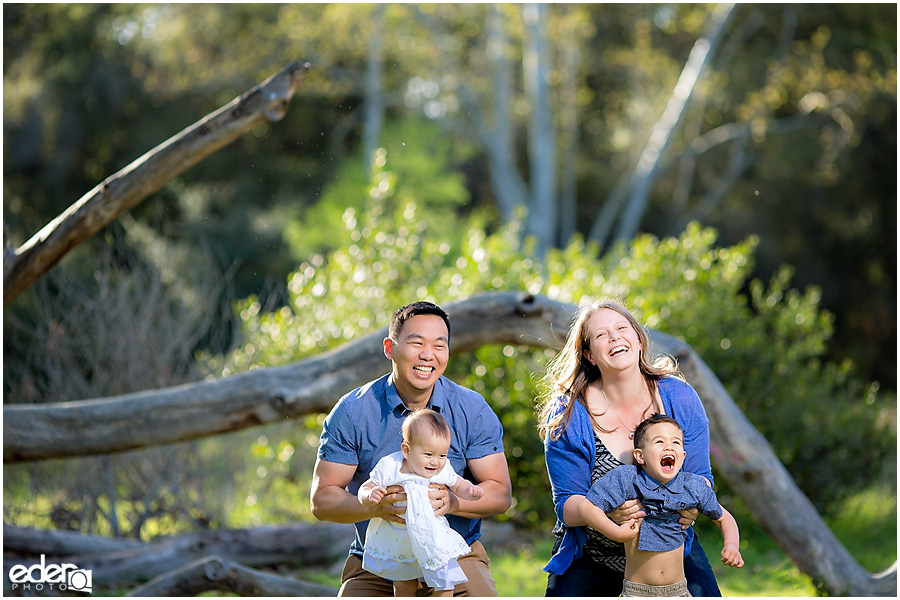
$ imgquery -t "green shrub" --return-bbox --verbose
[205,157,894,527]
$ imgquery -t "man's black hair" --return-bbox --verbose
[388,301,450,341]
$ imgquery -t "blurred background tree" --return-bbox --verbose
[4,3,894,385]
[3,3,895,541]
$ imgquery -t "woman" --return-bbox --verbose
[538,298,722,596]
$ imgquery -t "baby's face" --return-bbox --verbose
[403,435,450,479]
[634,421,686,484]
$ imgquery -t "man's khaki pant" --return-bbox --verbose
[338,540,497,597]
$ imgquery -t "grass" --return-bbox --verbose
[487,481,896,597]
[5,425,894,597]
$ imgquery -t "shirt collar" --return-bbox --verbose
[385,373,445,416]
[638,468,687,493]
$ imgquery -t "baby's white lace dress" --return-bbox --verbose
[362,451,471,588]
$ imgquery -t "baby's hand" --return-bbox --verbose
[465,484,485,501]
[721,544,744,568]
[362,486,386,506]
[607,518,641,543]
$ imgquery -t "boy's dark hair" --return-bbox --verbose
[632,413,683,450]
[402,409,452,446]
[389,301,450,342]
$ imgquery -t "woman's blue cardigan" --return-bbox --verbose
[543,376,714,575]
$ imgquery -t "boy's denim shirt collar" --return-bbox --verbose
[637,468,687,494]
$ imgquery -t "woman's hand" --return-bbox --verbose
[677,507,700,530]
[428,482,452,516]
[606,498,646,525]
[374,484,407,524]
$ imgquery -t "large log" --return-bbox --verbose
[3,292,569,462]
[125,555,337,597]
[2,60,310,306]
[3,291,895,595]
[3,521,353,590]
[657,330,898,597]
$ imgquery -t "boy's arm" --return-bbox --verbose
[578,499,640,543]
[712,507,744,568]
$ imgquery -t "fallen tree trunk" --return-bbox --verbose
[2,60,310,307]
[3,291,895,595]
[125,555,337,597]
[657,330,898,597]
[3,521,353,589]
[3,292,570,462]
[2,522,143,556]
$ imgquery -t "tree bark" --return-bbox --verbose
[3,292,570,463]
[2,60,311,307]
[655,330,898,597]
[124,555,338,597]
[598,4,736,244]
[362,6,385,176]
[3,521,353,590]
[523,3,558,253]
[2,291,894,595]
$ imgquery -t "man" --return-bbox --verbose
[311,301,512,596]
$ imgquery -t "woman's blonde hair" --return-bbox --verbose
[536,298,680,441]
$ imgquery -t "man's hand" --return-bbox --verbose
[428,483,451,516]
[375,484,408,524]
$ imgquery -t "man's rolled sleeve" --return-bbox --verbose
[317,398,359,466]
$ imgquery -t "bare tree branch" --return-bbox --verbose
[124,555,338,597]
[3,521,353,590]
[3,60,310,306]
[605,3,737,243]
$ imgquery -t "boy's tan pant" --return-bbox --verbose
[622,578,691,597]
[338,540,497,597]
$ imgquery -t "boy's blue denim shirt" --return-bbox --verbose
[586,464,723,552]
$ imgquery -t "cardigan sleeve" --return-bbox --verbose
[660,377,714,487]
[543,398,595,523]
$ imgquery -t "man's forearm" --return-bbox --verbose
[311,485,374,524]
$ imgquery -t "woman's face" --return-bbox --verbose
[583,307,643,374]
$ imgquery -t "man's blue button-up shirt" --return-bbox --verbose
[585,464,723,552]
[318,372,504,558]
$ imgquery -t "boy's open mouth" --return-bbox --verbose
[660,453,676,472]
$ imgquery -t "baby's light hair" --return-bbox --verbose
[402,409,451,447]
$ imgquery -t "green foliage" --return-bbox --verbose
[283,116,477,261]
[208,159,894,526]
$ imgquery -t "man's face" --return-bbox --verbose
[384,314,449,404]
[401,435,450,479]
[634,421,686,484]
